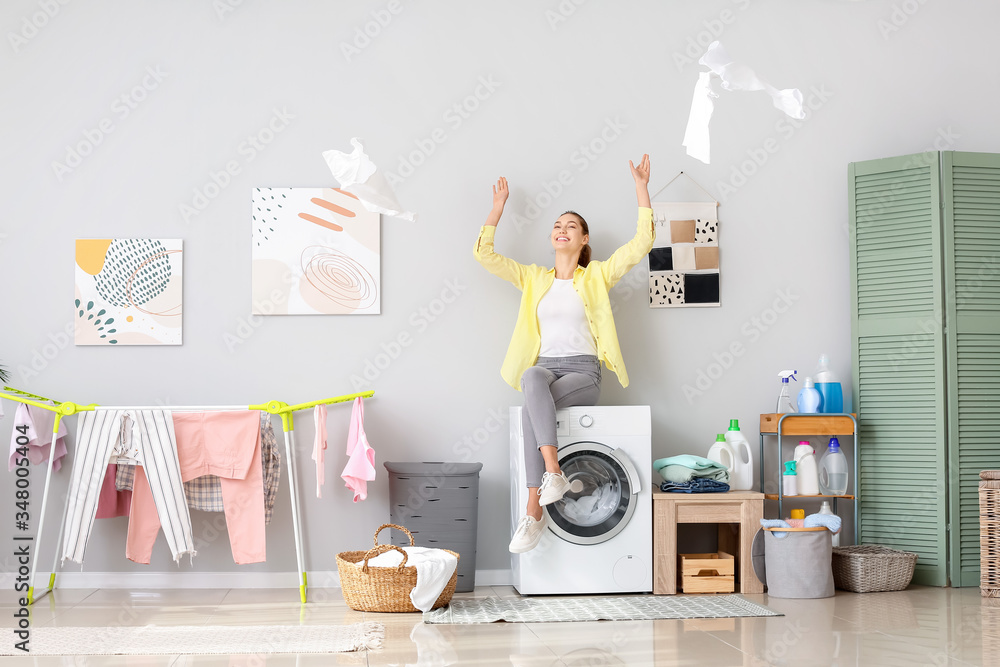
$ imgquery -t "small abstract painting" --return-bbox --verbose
[648,202,720,308]
[251,187,380,315]
[75,238,183,345]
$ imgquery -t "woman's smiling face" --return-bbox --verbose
[551,213,589,253]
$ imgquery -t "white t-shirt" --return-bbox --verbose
[536,279,598,358]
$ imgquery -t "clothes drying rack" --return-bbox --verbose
[1,385,373,605]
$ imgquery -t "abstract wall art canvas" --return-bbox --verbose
[648,201,720,308]
[251,187,380,315]
[75,238,183,345]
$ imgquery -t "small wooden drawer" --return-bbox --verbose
[678,552,735,594]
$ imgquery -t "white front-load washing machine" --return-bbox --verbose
[510,405,652,595]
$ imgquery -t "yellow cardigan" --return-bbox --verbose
[474,207,655,391]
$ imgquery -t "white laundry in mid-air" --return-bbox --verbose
[323,137,417,221]
[682,41,806,164]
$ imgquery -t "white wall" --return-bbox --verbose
[1,0,997,584]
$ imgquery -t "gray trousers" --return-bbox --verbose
[520,355,601,488]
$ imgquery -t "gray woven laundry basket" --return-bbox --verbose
[831,545,917,593]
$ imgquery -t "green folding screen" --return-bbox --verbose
[942,151,1000,587]
[850,151,1000,587]
[849,152,949,587]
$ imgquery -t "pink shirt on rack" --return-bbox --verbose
[341,397,375,502]
[7,403,69,472]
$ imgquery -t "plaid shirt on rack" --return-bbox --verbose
[116,411,281,524]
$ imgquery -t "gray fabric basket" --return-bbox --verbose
[763,528,835,599]
[384,462,483,592]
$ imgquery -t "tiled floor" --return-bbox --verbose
[2,585,998,665]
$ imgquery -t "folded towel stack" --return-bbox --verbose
[660,478,731,494]
[652,454,730,485]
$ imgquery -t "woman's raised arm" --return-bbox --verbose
[484,176,508,227]
[474,176,527,289]
[601,155,655,287]
[630,154,651,209]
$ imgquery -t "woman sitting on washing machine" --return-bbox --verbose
[473,154,654,554]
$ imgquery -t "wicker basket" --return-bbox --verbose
[982,471,1000,598]
[831,545,917,593]
[336,523,459,612]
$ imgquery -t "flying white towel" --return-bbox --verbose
[683,41,805,164]
[323,138,417,222]
[361,546,458,612]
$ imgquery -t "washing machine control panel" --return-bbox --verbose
[579,414,594,428]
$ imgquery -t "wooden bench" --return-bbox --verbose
[653,490,764,595]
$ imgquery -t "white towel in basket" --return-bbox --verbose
[360,546,458,612]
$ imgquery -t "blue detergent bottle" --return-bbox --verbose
[815,353,844,413]
[797,377,821,414]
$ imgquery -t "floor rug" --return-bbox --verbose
[423,595,782,624]
[1,622,384,656]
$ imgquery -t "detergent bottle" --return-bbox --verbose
[724,419,753,491]
[818,501,840,547]
[776,370,797,413]
[819,437,849,496]
[793,441,820,495]
[707,434,735,472]
[797,377,822,414]
[815,353,844,413]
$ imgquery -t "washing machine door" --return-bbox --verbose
[545,441,641,546]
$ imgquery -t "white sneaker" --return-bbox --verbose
[509,513,547,553]
[538,471,572,506]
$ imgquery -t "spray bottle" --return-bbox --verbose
[777,370,798,413]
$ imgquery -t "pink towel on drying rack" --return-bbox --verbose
[313,404,327,498]
[341,397,375,502]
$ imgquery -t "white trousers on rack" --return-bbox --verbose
[61,409,194,564]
